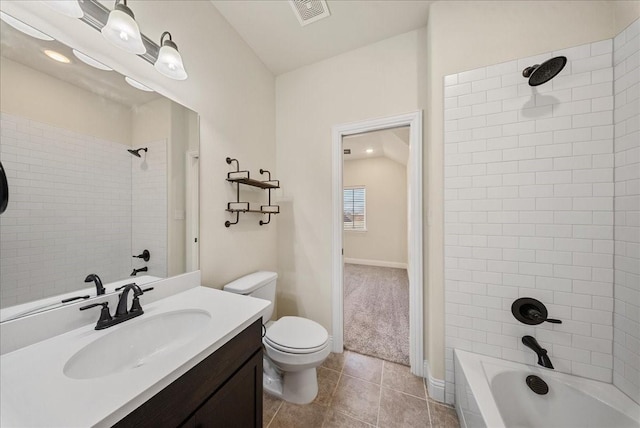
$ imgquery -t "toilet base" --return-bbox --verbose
[263,357,284,398]
[262,357,319,404]
[282,368,318,404]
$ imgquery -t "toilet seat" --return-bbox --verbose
[265,316,329,355]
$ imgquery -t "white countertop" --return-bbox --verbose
[0,286,270,427]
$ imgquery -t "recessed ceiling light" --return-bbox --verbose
[44,49,70,63]
[366,149,374,154]
[72,49,112,71]
[125,76,154,92]
[0,11,54,41]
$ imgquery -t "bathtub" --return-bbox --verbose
[454,349,640,428]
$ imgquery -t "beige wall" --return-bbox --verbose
[0,0,277,289]
[614,0,640,33]
[0,56,131,145]
[131,98,171,148]
[343,157,408,265]
[275,30,420,330]
[423,1,637,379]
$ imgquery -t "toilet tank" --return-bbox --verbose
[223,271,277,321]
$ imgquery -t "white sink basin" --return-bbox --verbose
[64,309,211,380]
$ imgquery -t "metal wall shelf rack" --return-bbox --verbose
[225,157,280,227]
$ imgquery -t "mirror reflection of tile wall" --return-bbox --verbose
[0,113,134,307]
[131,139,167,279]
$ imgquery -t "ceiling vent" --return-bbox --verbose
[289,0,331,27]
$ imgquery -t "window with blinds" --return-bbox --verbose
[343,187,366,230]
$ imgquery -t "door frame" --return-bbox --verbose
[331,111,424,376]
[185,150,200,271]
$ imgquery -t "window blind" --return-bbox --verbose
[343,187,366,230]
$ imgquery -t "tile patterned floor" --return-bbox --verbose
[264,351,460,428]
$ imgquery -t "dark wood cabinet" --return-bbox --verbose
[114,318,263,428]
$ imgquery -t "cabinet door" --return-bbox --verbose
[194,351,263,428]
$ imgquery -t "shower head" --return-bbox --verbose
[522,56,567,86]
[127,147,148,158]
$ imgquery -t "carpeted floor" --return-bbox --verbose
[343,263,410,366]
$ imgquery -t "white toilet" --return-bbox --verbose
[223,271,330,404]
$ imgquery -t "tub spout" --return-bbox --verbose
[522,335,554,369]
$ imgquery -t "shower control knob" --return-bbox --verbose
[511,297,562,326]
[525,308,561,324]
[132,249,150,262]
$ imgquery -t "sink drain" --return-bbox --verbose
[526,375,549,395]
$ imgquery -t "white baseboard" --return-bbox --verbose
[424,360,446,403]
[328,335,339,353]
[344,258,408,269]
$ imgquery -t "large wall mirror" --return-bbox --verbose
[0,16,199,321]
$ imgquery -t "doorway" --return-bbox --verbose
[331,111,423,376]
[342,127,410,364]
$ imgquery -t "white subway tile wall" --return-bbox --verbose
[131,140,167,278]
[444,39,617,404]
[0,113,132,307]
[613,19,640,405]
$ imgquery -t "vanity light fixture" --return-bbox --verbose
[0,11,54,41]
[125,76,153,92]
[366,148,374,154]
[101,0,146,55]
[44,49,71,63]
[154,31,187,80]
[42,0,84,19]
[72,49,112,71]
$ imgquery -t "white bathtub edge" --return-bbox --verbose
[454,349,640,428]
[455,349,506,428]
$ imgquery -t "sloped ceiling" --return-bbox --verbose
[211,0,431,75]
[343,126,409,165]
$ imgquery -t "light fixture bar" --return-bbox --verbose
[77,0,159,64]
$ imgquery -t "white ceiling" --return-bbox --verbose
[211,0,432,75]
[343,126,409,165]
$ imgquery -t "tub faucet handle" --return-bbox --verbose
[512,298,562,326]
[526,308,562,324]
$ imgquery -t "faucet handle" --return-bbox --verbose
[79,302,113,330]
[527,308,562,324]
[115,283,137,292]
[132,249,150,262]
[512,298,562,325]
[129,287,153,313]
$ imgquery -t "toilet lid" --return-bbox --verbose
[265,316,329,354]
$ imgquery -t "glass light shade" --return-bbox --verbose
[0,11,54,41]
[101,7,145,55]
[72,49,112,71]
[125,76,153,92]
[42,1,84,18]
[154,43,187,80]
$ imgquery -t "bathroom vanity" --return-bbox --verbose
[0,273,270,428]
[115,318,263,427]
